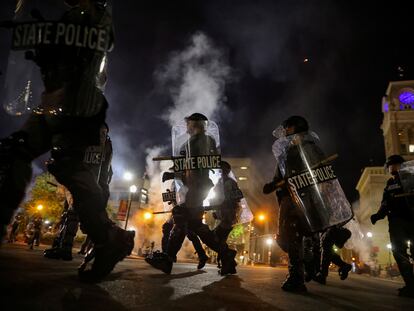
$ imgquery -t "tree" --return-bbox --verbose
[229,224,245,240]
[23,173,65,222]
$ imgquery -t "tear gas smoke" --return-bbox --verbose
[156,32,231,126]
[343,201,375,268]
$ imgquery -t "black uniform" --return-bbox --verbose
[28,216,43,249]
[317,226,352,283]
[147,129,236,275]
[167,133,233,268]
[266,133,325,291]
[161,216,208,264]
[213,175,242,266]
[45,136,113,260]
[8,213,23,243]
[372,175,414,289]
[0,3,133,281]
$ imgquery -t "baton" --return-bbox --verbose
[275,153,338,188]
[153,156,184,161]
[152,205,219,215]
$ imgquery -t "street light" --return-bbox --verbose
[123,171,134,181]
[124,184,137,230]
[257,214,265,222]
[386,243,392,268]
[266,238,273,265]
[144,212,152,220]
[36,204,43,211]
[367,232,373,238]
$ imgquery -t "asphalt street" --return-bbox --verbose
[0,244,413,311]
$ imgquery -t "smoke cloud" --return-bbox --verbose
[156,32,231,126]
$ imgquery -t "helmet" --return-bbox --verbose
[185,113,208,121]
[385,154,405,167]
[282,115,309,134]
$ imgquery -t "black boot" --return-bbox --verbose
[44,247,73,261]
[79,227,135,282]
[145,251,173,274]
[281,276,307,292]
[338,263,352,280]
[219,249,237,276]
[398,285,414,298]
[313,272,327,285]
[197,254,209,270]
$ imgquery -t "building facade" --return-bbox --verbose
[356,80,414,266]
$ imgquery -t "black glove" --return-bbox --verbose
[263,182,277,194]
[370,214,379,225]
[162,172,175,183]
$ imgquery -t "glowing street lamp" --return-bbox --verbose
[36,204,43,211]
[257,214,266,222]
[266,238,273,246]
[367,232,373,238]
[123,171,134,181]
[144,212,152,220]
[129,185,138,193]
[124,184,138,230]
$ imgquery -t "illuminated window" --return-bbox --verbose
[410,145,414,153]
[238,177,247,181]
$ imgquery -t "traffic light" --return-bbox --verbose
[140,188,149,204]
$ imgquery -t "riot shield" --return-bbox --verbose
[1,0,113,116]
[399,160,414,194]
[171,119,224,210]
[227,171,253,225]
[273,131,353,232]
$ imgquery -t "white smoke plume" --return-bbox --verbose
[156,32,231,125]
[343,201,374,267]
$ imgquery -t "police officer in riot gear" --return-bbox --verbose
[371,155,414,298]
[213,161,242,267]
[146,113,237,275]
[263,115,315,292]
[44,122,113,260]
[8,213,23,243]
[28,213,43,250]
[0,1,134,281]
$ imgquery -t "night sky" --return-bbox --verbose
[0,0,413,201]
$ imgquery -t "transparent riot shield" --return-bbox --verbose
[228,171,253,224]
[171,119,224,210]
[274,131,353,232]
[1,0,113,116]
[399,160,414,193]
